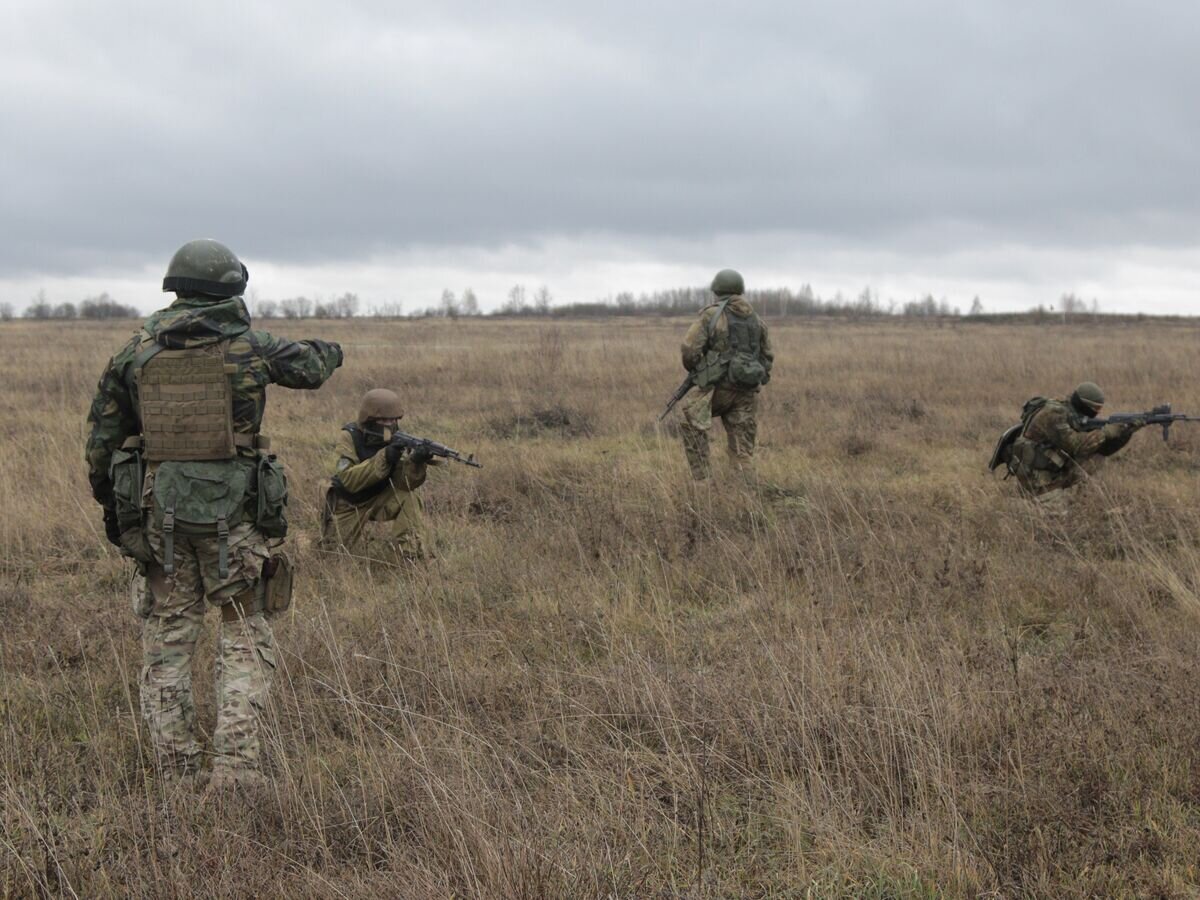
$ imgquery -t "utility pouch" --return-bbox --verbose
[152,461,249,578]
[109,448,145,532]
[262,553,294,615]
[119,527,155,567]
[255,454,289,538]
[728,352,768,388]
[693,349,726,390]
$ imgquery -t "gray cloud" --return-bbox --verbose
[3,0,1200,282]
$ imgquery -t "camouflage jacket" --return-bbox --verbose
[1014,398,1133,493]
[86,295,342,507]
[680,296,773,387]
[327,426,429,508]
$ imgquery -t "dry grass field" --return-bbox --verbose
[5,314,1200,898]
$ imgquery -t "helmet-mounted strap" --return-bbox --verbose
[162,264,249,297]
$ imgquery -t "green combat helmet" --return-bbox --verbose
[711,268,744,297]
[162,239,249,298]
[1071,381,1105,416]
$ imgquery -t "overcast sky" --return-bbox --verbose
[3,1,1199,313]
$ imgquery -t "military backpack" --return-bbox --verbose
[692,300,770,390]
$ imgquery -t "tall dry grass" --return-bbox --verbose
[4,315,1200,897]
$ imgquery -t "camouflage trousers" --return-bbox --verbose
[679,385,759,481]
[135,521,276,776]
[319,485,431,561]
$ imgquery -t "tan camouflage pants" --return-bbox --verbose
[136,521,275,776]
[679,385,758,480]
[319,485,430,560]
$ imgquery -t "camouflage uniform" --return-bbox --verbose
[679,296,773,480]
[86,294,341,778]
[1011,399,1137,496]
[319,425,433,560]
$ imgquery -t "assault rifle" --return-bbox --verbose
[390,430,482,467]
[658,373,695,422]
[1082,403,1200,442]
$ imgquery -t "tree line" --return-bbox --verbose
[1,286,1102,322]
[2,291,141,321]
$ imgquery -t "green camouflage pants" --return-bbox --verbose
[679,385,758,480]
[319,485,431,560]
[137,521,276,775]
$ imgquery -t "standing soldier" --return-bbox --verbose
[994,381,1146,504]
[85,239,342,790]
[678,269,773,480]
[319,389,435,561]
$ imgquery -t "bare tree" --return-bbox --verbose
[440,289,459,319]
[533,285,552,314]
[24,289,51,319]
[1060,292,1086,320]
[334,292,359,318]
[461,288,480,316]
[501,284,528,315]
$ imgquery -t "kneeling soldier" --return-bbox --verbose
[320,389,435,561]
[997,381,1146,508]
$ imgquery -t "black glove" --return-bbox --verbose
[385,441,403,466]
[103,506,122,547]
[410,448,434,466]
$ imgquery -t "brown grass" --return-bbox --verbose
[5,315,1200,897]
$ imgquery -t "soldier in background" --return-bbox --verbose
[319,389,435,561]
[678,269,774,480]
[86,239,342,791]
[1001,381,1145,502]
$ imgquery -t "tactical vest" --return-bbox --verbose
[1011,397,1070,475]
[694,300,769,390]
[134,339,237,461]
[118,337,278,579]
[328,423,395,506]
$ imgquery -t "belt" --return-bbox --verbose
[121,433,271,451]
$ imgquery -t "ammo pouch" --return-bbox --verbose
[110,448,155,566]
[1014,438,1067,474]
[109,448,145,532]
[152,460,249,579]
[254,454,289,538]
[262,553,294,615]
[728,352,768,388]
[693,349,727,390]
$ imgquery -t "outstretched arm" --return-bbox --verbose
[255,331,343,389]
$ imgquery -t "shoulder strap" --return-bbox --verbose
[343,423,371,461]
[125,338,166,390]
[705,300,731,343]
[1019,397,1054,437]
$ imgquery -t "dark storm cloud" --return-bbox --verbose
[3,0,1199,276]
